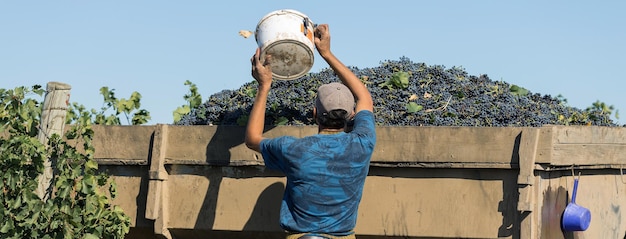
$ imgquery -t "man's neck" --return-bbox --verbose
[318,128,344,135]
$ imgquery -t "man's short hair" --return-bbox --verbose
[316,109,349,129]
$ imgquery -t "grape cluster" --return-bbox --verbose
[177,57,620,127]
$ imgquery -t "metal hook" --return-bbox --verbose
[570,165,581,181]
[303,18,311,36]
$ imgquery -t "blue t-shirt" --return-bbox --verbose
[260,110,376,235]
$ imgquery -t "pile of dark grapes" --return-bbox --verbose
[177,57,620,127]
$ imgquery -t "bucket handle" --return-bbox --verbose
[619,165,626,184]
[571,173,580,203]
[569,166,581,203]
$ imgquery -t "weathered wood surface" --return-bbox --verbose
[87,124,626,239]
[537,126,626,166]
[92,125,626,169]
[36,82,71,200]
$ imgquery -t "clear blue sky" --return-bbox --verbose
[2,1,624,125]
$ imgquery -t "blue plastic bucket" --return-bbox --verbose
[562,178,591,231]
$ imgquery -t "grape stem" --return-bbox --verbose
[425,96,452,113]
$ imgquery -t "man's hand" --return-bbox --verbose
[314,24,331,58]
[251,48,272,88]
[313,24,374,114]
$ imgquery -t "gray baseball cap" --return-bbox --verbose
[315,82,355,118]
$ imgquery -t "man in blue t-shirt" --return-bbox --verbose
[245,24,376,239]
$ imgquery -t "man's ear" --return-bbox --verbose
[313,107,320,124]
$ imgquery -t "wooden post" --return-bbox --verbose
[35,82,71,201]
[146,124,172,239]
[518,128,540,239]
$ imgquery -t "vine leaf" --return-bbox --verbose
[407,102,423,113]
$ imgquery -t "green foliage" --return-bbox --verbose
[236,114,249,126]
[554,97,619,125]
[406,102,423,113]
[1,85,131,239]
[585,100,616,123]
[274,116,289,126]
[173,80,203,124]
[0,85,45,136]
[380,71,410,89]
[67,87,151,125]
[509,84,529,96]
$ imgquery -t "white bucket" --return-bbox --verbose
[255,9,315,80]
